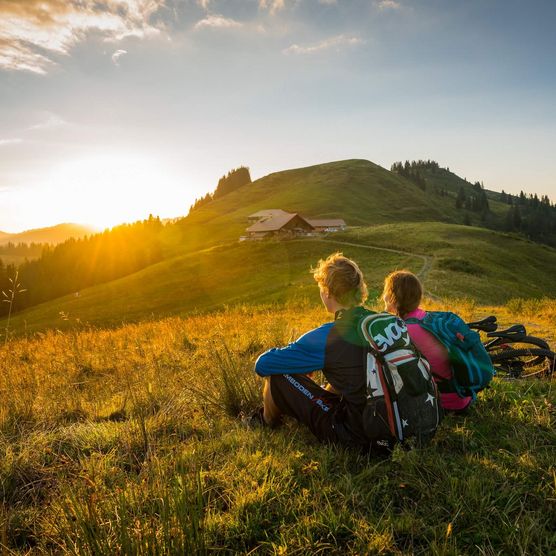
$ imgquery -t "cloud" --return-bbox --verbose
[194,14,242,30]
[375,0,401,10]
[0,138,23,146]
[259,0,286,16]
[28,112,67,130]
[111,49,128,65]
[283,34,364,55]
[0,0,165,75]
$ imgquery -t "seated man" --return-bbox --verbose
[253,252,392,451]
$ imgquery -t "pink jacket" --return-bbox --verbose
[404,308,472,412]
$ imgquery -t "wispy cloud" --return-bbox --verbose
[0,138,23,146]
[375,0,401,11]
[283,34,364,55]
[0,0,165,75]
[259,0,286,16]
[194,15,242,30]
[111,49,128,65]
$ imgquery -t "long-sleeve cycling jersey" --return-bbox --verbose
[255,306,371,441]
[255,322,334,376]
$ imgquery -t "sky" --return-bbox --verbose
[0,0,555,232]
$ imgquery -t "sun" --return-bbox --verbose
[24,152,189,231]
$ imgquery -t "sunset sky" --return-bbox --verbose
[1,0,555,232]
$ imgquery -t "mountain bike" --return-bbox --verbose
[467,316,555,379]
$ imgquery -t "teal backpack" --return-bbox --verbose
[405,311,494,399]
[358,311,442,447]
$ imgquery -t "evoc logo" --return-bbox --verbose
[373,318,409,352]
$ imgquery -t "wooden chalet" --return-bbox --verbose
[245,212,314,239]
[306,219,347,232]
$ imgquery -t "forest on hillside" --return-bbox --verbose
[0,216,164,317]
[392,160,556,245]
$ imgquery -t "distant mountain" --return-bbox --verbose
[0,223,95,246]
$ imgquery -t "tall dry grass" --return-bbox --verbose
[0,299,554,554]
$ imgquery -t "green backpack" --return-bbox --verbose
[358,310,443,446]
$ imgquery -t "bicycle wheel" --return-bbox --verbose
[490,348,556,379]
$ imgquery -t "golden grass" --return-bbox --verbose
[0,300,554,554]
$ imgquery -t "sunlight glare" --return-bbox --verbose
[30,153,187,230]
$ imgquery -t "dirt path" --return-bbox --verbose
[302,238,439,299]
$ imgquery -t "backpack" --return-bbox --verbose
[405,311,494,399]
[358,310,442,447]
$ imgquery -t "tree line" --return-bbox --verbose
[0,242,44,259]
[392,158,556,245]
[189,166,252,213]
[499,190,556,243]
[0,216,164,318]
[390,160,432,191]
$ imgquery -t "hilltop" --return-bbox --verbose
[176,159,458,252]
[0,222,95,246]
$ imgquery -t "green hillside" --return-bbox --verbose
[173,159,459,253]
[338,222,556,303]
[1,239,418,334]
[3,159,556,335]
[419,165,510,222]
[5,221,556,335]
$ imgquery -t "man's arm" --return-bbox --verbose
[255,322,333,377]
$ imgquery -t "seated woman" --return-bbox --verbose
[382,270,472,413]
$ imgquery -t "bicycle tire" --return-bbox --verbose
[490,348,556,379]
[486,334,550,351]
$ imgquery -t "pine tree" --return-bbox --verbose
[456,186,466,209]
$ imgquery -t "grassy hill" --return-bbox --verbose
[3,159,556,335]
[1,239,419,334]
[418,165,512,224]
[338,222,556,303]
[1,301,554,554]
[172,159,460,253]
[4,222,556,335]
[2,160,555,554]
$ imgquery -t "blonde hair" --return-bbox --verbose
[382,270,423,317]
[313,252,368,307]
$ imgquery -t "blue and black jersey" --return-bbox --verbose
[256,306,371,443]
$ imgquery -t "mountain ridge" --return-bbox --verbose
[0,223,96,246]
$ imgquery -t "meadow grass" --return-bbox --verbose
[0,240,417,336]
[1,301,554,554]
[4,221,556,337]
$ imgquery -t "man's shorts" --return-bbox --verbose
[268,373,357,446]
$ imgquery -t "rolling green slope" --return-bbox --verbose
[340,222,556,303]
[2,239,418,334]
[173,159,458,253]
[4,221,556,334]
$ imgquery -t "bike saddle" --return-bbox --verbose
[467,315,498,332]
[486,324,527,338]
